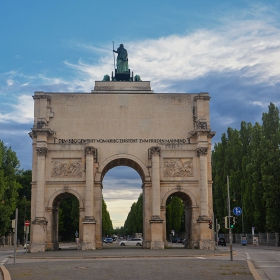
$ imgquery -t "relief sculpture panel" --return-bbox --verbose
[163,158,193,177]
[51,159,83,178]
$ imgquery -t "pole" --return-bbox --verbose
[23,196,26,244]
[112,41,115,70]
[227,175,233,261]
[212,212,215,252]
[14,208,18,265]
[241,192,245,233]
[216,218,219,250]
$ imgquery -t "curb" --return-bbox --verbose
[247,261,262,280]
[15,252,229,260]
[0,266,11,280]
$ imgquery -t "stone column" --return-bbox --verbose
[30,147,48,253]
[148,147,164,249]
[82,146,97,250]
[197,147,209,218]
[196,147,213,249]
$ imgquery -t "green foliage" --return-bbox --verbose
[102,196,113,236]
[166,196,184,236]
[0,141,22,236]
[123,193,143,235]
[212,103,280,233]
[58,196,79,241]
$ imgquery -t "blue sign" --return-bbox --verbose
[233,206,242,216]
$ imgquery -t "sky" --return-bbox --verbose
[1,0,280,228]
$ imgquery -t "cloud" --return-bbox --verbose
[0,94,33,124]
[62,11,280,93]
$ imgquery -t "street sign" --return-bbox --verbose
[25,220,30,226]
[233,206,242,216]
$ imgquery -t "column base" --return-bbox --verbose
[150,217,164,249]
[30,217,47,253]
[45,242,59,251]
[150,241,164,249]
[199,239,215,250]
[82,217,96,250]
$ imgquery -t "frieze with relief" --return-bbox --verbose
[163,158,193,177]
[51,160,83,178]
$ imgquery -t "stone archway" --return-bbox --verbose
[94,154,150,248]
[161,188,199,248]
[29,81,215,252]
[45,190,84,251]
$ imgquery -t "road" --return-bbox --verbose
[1,243,280,279]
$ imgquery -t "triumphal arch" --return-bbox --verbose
[29,47,215,252]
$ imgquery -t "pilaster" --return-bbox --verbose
[82,146,97,250]
[148,147,164,249]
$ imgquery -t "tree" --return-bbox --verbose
[102,197,113,236]
[58,196,79,241]
[123,193,143,236]
[16,170,32,243]
[166,196,184,236]
[212,103,280,235]
[0,141,22,236]
[261,103,280,233]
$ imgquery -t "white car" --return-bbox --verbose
[119,238,142,246]
[23,242,30,249]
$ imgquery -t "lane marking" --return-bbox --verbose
[258,265,280,268]
[245,252,250,260]
[0,258,9,265]
[196,257,207,259]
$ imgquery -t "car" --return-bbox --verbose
[171,238,183,243]
[104,238,113,243]
[23,241,30,249]
[218,237,226,246]
[119,238,142,246]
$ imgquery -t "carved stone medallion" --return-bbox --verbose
[163,158,193,177]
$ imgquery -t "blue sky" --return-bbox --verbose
[1,0,280,227]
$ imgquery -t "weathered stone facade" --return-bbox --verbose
[29,81,215,252]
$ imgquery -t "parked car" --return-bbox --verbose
[119,238,142,246]
[104,238,113,243]
[23,241,30,249]
[217,237,226,246]
[171,238,183,243]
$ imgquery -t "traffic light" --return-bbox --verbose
[209,220,212,229]
[224,216,229,229]
[230,216,235,229]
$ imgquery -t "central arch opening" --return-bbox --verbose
[100,157,145,247]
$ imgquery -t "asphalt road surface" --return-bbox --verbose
[6,258,254,280]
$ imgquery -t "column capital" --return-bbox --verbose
[196,147,208,157]
[148,146,161,159]
[85,146,98,162]
[36,147,48,156]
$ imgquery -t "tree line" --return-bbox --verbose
[212,103,280,235]
[121,193,185,238]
